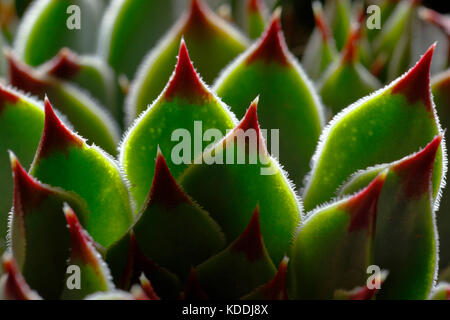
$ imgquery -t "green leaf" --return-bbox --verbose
[180,100,302,264]
[39,48,121,123]
[289,172,386,299]
[8,152,88,299]
[0,252,42,300]
[246,0,268,39]
[195,206,277,299]
[29,99,133,248]
[303,45,445,212]
[120,40,236,209]
[432,69,450,270]
[302,1,338,81]
[14,0,103,66]
[98,0,176,78]
[214,12,324,188]
[132,149,225,280]
[318,27,381,115]
[0,33,6,76]
[339,137,442,299]
[61,204,114,299]
[0,85,44,253]
[6,52,120,155]
[125,0,248,123]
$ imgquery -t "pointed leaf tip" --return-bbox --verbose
[248,0,265,13]
[6,51,45,93]
[44,48,81,79]
[235,97,260,133]
[63,204,98,266]
[139,273,160,300]
[246,9,289,66]
[148,150,191,208]
[312,1,331,42]
[342,25,360,64]
[184,268,208,300]
[2,253,41,300]
[391,44,435,111]
[340,171,387,236]
[392,135,442,199]
[37,98,83,159]
[11,152,50,214]
[163,40,211,103]
[230,205,266,262]
[186,0,210,28]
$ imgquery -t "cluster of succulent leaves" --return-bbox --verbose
[0,0,449,300]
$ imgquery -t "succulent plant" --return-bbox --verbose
[0,0,449,301]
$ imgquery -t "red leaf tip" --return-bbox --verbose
[255,257,289,299]
[2,253,40,300]
[312,1,331,42]
[341,24,361,64]
[341,171,387,236]
[63,204,97,266]
[10,151,50,214]
[392,135,442,199]
[138,273,160,300]
[5,50,46,94]
[248,0,266,14]
[246,9,290,66]
[148,149,191,209]
[183,267,208,300]
[37,98,83,159]
[230,205,266,262]
[391,44,435,111]
[42,48,81,79]
[164,40,211,104]
[0,84,20,113]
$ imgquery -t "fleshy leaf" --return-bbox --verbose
[120,40,236,209]
[6,52,119,154]
[97,0,175,78]
[318,25,381,115]
[302,1,338,80]
[432,69,450,270]
[8,152,87,299]
[29,99,133,248]
[132,149,225,279]
[214,11,324,188]
[246,0,268,39]
[242,257,289,300]
[0,252,42,300]
[180,100,302,264]
[39,48,121,122]
[339,136,442,299]
[0,84,44,253]
[14,0,102,66]
[289,172,386,299]
[303,45,445,212]
[195,206,277,299]
[61,204,114,299]
[125,0,248,123]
